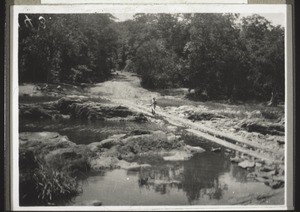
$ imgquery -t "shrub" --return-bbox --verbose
[19,152,81,206]
[69,65,93,84]
[32,162,81,205]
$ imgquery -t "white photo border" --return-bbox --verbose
[10,3,294,211]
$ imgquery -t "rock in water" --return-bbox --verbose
[117,160,151,171]
[260,165,275,172]
[211,147,221,152]
[185,145,205,153]
[230,156,242,163]
[80,200,102,206]
[225,149,232,153]
[238,160,255,168]
[273,175,285,182]
[255,162,263,167]
[265,180,284,189]
[92,201,102,206]
[167,125,178,132]
[277,139,285,145]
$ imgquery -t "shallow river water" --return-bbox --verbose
[19,114,273,206]
[72,152,272,206]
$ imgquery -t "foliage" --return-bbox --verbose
[115,13,284,102]
[19,13,285,102]
[19,14,118,84]
[132,39,180,88]
[19,149,81,206]
[69,65,93,84]
[32,162,81,205]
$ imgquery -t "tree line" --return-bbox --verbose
[19,13,284,104]
[19,14,117,84]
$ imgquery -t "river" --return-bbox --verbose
[18,72,282,205]
[19,115,273,206]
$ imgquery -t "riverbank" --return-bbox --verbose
[19,72,285,206]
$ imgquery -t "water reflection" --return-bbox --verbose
[133,151,234,204]
[71,148,273,206]
[19,115,271,205]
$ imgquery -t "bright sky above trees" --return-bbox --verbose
[112,13,285,27]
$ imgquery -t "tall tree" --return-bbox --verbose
[241,15,284,104]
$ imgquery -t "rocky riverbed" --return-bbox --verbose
[18,75,285,206]
[19,129,205,205]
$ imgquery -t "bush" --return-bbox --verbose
[69,65,93,84]
[133,39,180,89]
[32,163,81,205]
[19,151,81,206]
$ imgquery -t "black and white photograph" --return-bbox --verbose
[8,2,294,211]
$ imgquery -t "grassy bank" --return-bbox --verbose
[19,150,81,206]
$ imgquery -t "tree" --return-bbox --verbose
[184,13,242,100]
[241,15,284,104]
[19,13,118,84]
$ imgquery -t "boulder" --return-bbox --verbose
[88,130,204,164]
[19,104,55,120]
[125,130,151,137]
[187,112,225,121]
[78,200,102,206]
[255,177,271,183]
[91,200,102,206]
[56,97,84,114]
[88,138,121,151]
[240,120,284,136]
[162,151,193,161]
[265,180,284,189]
[19,132,76,157]
[260,165,276,172]
[21,97,147,122]
[167,125,178,132]
[167,134,177,142]
[44,146,91,175]
[273,175,285,182]
[162,145,204,161]
[248,110,262,119]
[67,102,134,120]
[184,145,205,153]
[211,147,221,152]
[89,156,120,170]
[225,149,232,153]
[19,132,92,175]
[238,160,255,169]
[255,170,276,178]
[117,160,151,171]
[277,138,285,145]
[255,162,263,167]
[230,156,243,163]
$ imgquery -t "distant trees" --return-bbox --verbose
[240,15,284,104]
[184,14,242,100]
[115,13,284,102]
[19,13,284,102]
[19,14,118,84]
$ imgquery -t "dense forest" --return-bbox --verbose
[19,13,284,104]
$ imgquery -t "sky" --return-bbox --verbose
[112,13,285,27]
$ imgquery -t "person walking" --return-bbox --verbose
[150,97,157,115]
